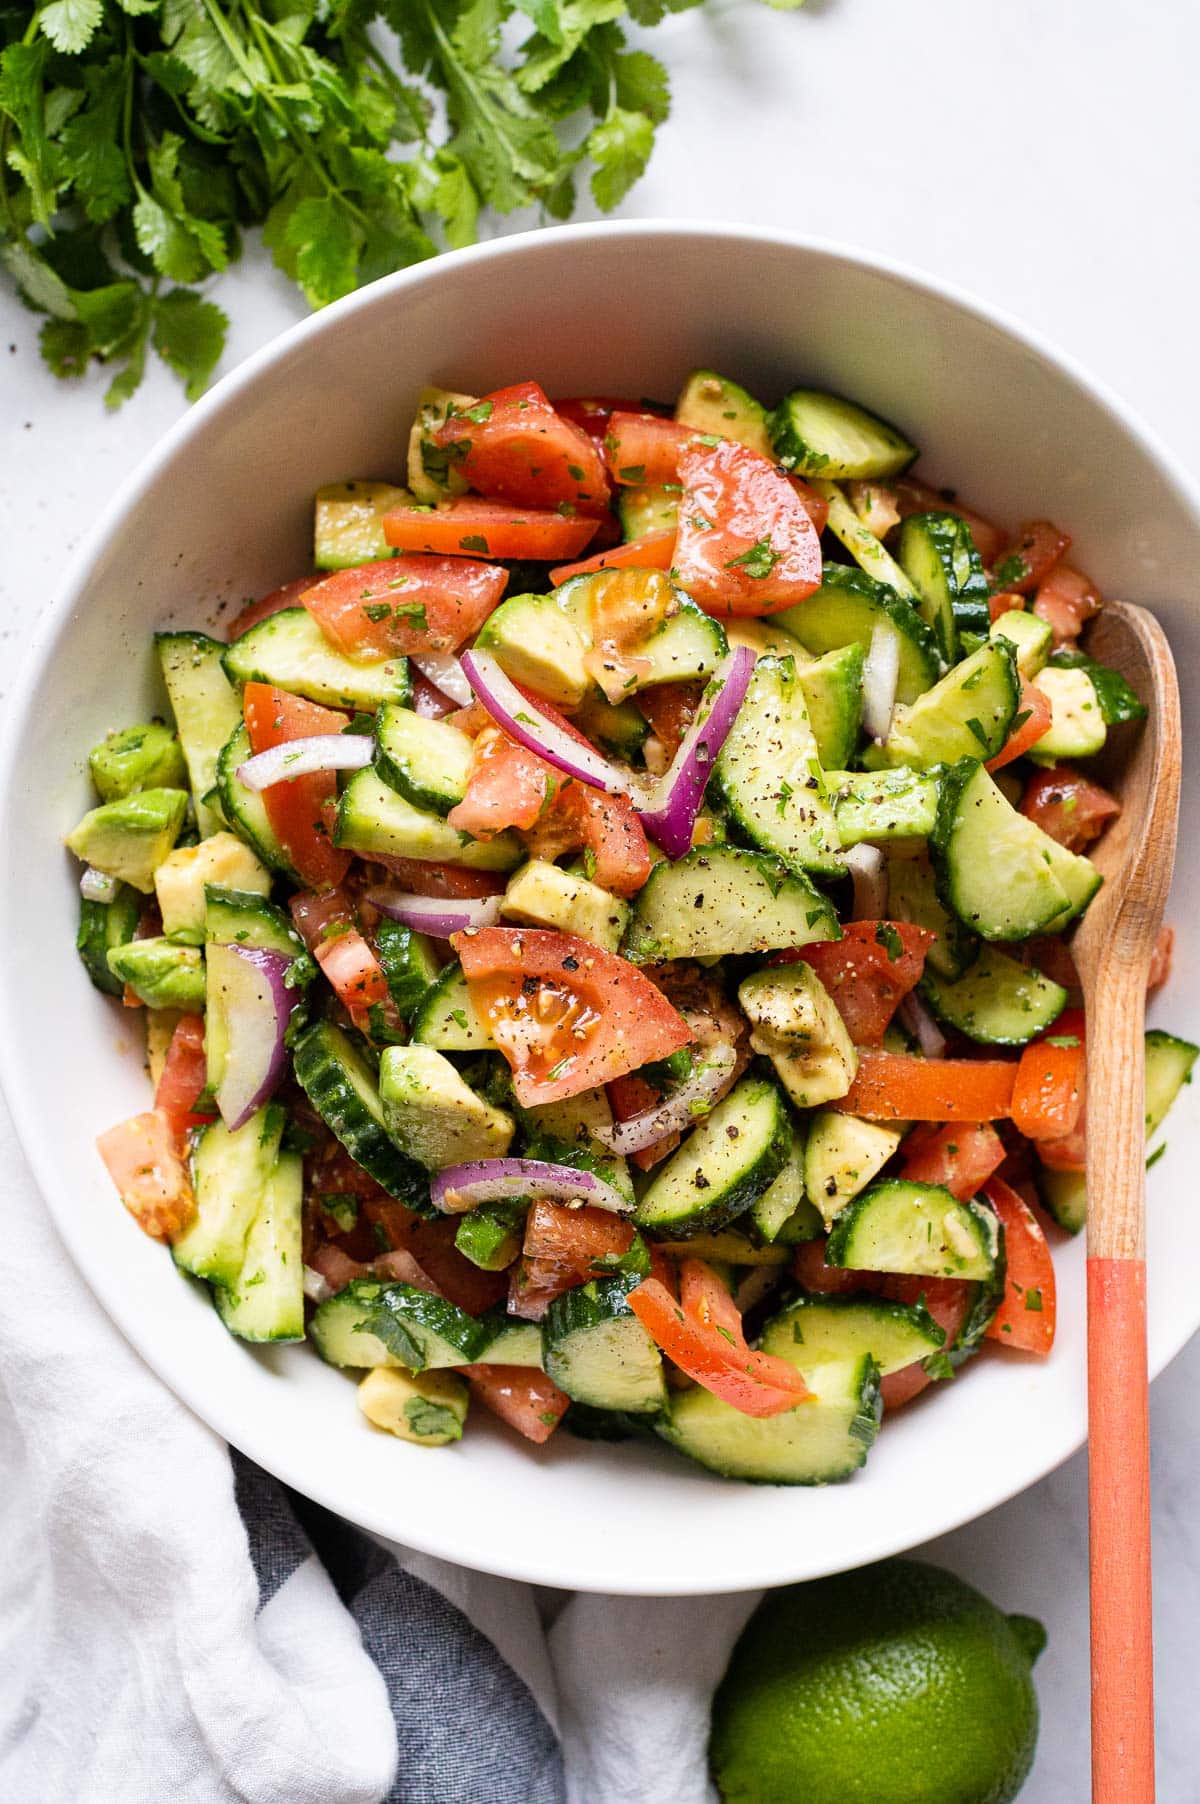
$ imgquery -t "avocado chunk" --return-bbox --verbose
[378,1045,514,1170]
[357,1366,469,1445]
[455,1202,526,1271]
[107,937,206,1009]
[738,963,858,1109]
[804,1111,904,1227]
[314,481,408,570]
[474,593,590,707]
[89,721,187,802]
[989,607,1052,679]
[501,858,629,952]
[155,831,271,943]
[1028,665,1106,762]
[675,369,773,460]
[66,787,189,893]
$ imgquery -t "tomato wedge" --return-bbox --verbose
[1011,1008,1084,1141]
[672,440,823,617]
[604,412,695,486]
[96,1109,196,1242]
[982,1177,1057,1354]
[786,921,935,1045]
[242,682,351,889]
[370,856,505,900]
[383,498,599,562]
[635,681,704,762]
[985,680,1052,772]
[549,529,676,588]
[988,592,1026,623]
[878,1274,974,1410]
[448,726,559,838]
[300,555,506,658]
[434,380,610,516]
[1033,564,1100,645]
[834,1050,1017,1121]
[461,1365,570,1443]
[629,1260,812,1418]
[153,1015,214,1141]
[522,1199,634,1272]
[554,396,666,447]
[1020,766,1120,852]
[452,926,691,1106]
[895,477,1006,566]
[227,575,316,641]
[362,1198,509,1315]
[899,1121,1007,1200]
[291,887,398,1035]
[992,520,1072,594]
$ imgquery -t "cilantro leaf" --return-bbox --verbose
[152,288,229,401]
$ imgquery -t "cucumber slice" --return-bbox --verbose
[768,389,916,482]
[878,640,1019,769]
[830,768,941,846]
[542,1277,667,1413]
[624,846,840,963]
[814,481,920,600]
[658,1351,881,1485]
[374,919,442,1019]
[374,704,474,814]
[616,483,680,541]
[292,1020,432,1208]
[896,512,991,661]
[797,644,864,770]
[457,1206,527,1274]
[932,759,1101,942]
[825,1179,1001,1283]
[749,1132,820,1244]
[335,769,521,870]
[77,883,141,997]
[223,608,412,713]
[156,631,243,839]
[204,885,307,960]
[764,1292,945,1377]
[676,369,772,459]
[1035,1164,1087,1235]
[310,1279,492,1370]
[574,692,650,758]
[634,1075,791,1237]
[885,848,978,979]
[214,1151,305,1343]
[920,947,1067,1047]
[1146,1028,1199,1136]
[314,481,408,569]
[804,1112,904,1227]
[553,575,727,692]
[1047,648,1147,726]
[477,1313,543,1366]
[1026,665,1106,763]
[172,1104,285,1288]
[215,724,297,879]
[990,608,1052,679]
[409,961,495,1051]
[775,565,938,706]
[713,655,841,876]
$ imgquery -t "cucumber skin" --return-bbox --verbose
[634,1080,792,1238]
[291,1021,434,1212]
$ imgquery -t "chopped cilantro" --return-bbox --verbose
[724,537,780,579]
[875,922,904,962]
[460,534,490,554]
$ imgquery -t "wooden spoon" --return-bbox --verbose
[1070,600,1181,1804]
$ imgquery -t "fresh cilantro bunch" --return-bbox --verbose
[0,0,803,406]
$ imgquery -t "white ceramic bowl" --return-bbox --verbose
[3,222,1197,1596]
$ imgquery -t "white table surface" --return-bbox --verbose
[2,0,1197,1795]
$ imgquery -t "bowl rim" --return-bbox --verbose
[5,217,1200,1595]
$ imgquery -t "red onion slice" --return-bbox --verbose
[593,1043,738,1155]
[637,646,756,859]
[364,887,503,938]
[460,650,637,797]
[862,622,901,742]
[206,943,294,1130]
[430,1157,633,1216]
[236,734,373,792]
[842,844,888,921]
[303,1264,334,1304]
[898,990,947,1059]
[80,866,120,903]
[410,651,473,708]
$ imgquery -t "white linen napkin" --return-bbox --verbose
[0,1092,751,1804]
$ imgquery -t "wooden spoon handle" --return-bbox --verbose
[1085,970,1154,1802]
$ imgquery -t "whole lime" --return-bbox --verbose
[710,1557,1045,1804]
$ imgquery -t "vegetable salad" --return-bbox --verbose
[73,371,1195,1481]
